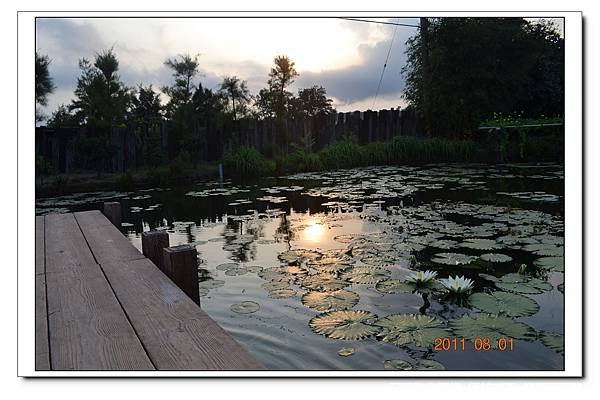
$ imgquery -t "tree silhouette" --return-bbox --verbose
[219,76,251,121]
[293,86,334,117]
[35,51,55,122]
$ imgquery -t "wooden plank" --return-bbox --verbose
[46,263,155,370]
[45,213,96,272]
[74,210,145,265]
[44,213,154,370]
[101,258,264,370]
[35,216,50,370]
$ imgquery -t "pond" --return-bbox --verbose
[36,163,565,371]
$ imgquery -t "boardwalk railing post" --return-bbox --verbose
[142,230,170,273]
[103,202,122,228]
[162,245,200,305]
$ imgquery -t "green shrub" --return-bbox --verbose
[223,146,275,178]
[148,165,171,187]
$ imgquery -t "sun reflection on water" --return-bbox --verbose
[303,220,325,243]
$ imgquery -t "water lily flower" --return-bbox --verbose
[440,275,474,294]
[406,270,438,284]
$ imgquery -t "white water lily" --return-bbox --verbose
[406,270,438,284]
[440,275,474,294]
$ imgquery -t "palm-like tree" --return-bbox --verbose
[219,76,251,121]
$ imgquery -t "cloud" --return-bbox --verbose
[294,25,416,110]
[35,17,418,118]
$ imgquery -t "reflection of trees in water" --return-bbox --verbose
[275,213,294,250]
[222,216,264,262]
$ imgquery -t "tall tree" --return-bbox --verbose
[266,55,299,154]
[35,51,55,122]
[218,76,251,121]
[161,53,201,158]
[403,17,564,137]
[268,55,298,116]
[131,85,164,165]
[162,53,200,116]
[293,86,334,117]
[70,48,131,129]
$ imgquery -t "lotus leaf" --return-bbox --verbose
[448,314,536,343]
[534,256,564,272]
[495,273,553,294]
[309,310,380,340]
[375,314,447,348]
[469,291,539,317]
[230,301,260,314]
[431,252,478,266]
[539,331,564,354]
[302,289,359,311]
[480,253,513,263]
[341,266,391,284]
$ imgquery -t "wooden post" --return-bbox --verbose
[103,202,121,228]
[163,245,200,305]
[142,230,170,273]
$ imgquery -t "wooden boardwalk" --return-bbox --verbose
[35,210,263,371]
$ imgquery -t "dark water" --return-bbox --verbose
[36,163,565,371]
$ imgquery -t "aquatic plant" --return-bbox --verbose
[384,358,445,371]
[469,291,539,317]
[309,310,380,340]
[337,347,355,357]
[223,146,276,178]
[539,331,564,354]
[340,266,391,284]
[302,289,360,312]
[230,301,260,314]
[440,275,475,294]
[448,314,536,344]
[494,273,552,294]
[480,253,513,263]
[375,314,447,348]
[406,270,438,285]
[431,252,478,266]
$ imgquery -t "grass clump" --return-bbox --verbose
[223,146,276,178]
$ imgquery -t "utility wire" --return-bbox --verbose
[372,19,399,110]
[338,17,420,28]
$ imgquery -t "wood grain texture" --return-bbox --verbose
[101,258,264,370]
[35,216,50,370]
[44,213,154,370]
[141,230,169,271]
[74,210,145,265]
[45,213,96,272]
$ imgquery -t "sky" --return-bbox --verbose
[35,17,419,118]
[35,17,563,120]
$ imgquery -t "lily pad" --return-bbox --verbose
[431,252,478,266]
[376,279,417,294]
[460,238,502,251]
[340,266,391,284]
[300,274,349,291]
[309,310,380,340]
[414,359,446,370]
[523,243,564,257]
[448,314,536,343]
[224,266,248,276]
[534,256,564,272]
[268,288,297,299]
[469,291,539,317]
[216,262,239,271]
[302,289,360,312]
[383,359,413,370]
[375,314,447,348]
[480,253,513,263]
[198,279,225,289]
[539,331,564,354]
[230,301,260,314]
[495,273,553,294]
[337,347,355,357]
